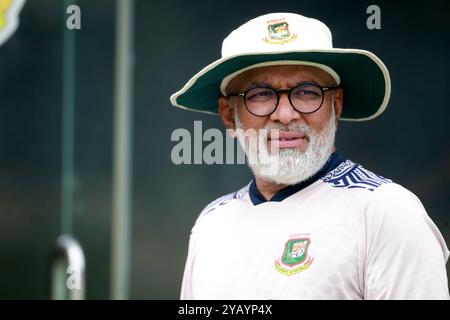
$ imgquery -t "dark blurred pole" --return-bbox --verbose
[55,0,87,301]
[61,0,76,235]
[111,0,134,300]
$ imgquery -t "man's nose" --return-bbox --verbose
[269,92,301,125]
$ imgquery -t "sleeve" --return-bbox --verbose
[180,234,195,300]
[180,223,201,300]
[180,192,239,299]
[362,183,450,300]
[180,208,210,300]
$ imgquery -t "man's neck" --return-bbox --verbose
[254,177,288,201]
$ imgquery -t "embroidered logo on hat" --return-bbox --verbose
[263,18,297,45]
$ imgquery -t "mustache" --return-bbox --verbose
[262,122,313,137]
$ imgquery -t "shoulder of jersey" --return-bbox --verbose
[321,159,393,192]
[198,182,250,218]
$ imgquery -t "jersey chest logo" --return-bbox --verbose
[275,235,314,276]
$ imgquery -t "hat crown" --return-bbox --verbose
[171,12,390,122]
[221,12,333,58]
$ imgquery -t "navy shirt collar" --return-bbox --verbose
[249,151,345,205]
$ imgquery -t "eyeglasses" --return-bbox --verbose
[227,82,339,117]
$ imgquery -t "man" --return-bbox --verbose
[170,12,449,299]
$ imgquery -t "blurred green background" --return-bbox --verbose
[0,0,449,299]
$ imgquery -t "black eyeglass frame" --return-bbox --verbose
[226,82,340,117]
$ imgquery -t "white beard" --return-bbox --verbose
[234,106,337,186]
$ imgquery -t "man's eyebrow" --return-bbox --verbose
[247,80,323,89]
[294,80,320,86]
[227,82,270,94]
[246,81,272,89]
[241,80,328,91]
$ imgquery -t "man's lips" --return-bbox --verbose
[268,131,308,149]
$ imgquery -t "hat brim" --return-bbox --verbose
[170,49,391,121]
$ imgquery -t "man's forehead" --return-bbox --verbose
[226,65,335,91]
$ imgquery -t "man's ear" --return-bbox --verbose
[333,88,344,122]
[218,96,236,130]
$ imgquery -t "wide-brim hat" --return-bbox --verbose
[170,12,391,121]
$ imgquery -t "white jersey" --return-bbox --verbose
[181,152,450,300]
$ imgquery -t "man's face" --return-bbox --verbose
[223,65,341,146]
[219,65,344,185]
